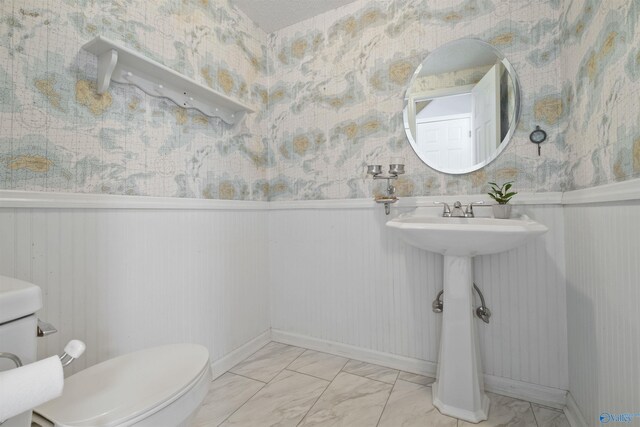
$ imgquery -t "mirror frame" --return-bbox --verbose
[403,38,522,175]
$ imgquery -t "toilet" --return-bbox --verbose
[0,275,211,427]
[32,344,211,427]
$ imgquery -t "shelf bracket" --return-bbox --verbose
[97,49,118,94]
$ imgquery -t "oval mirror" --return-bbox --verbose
[403,39,521,174]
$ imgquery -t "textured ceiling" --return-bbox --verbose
[232,0,359,33]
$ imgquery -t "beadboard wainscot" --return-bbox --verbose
[0,190,271,378]
[268,192,568,409]
[563,178,640,427]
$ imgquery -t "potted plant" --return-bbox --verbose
[488,181,517,219]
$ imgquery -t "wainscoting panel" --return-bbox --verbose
[565,201,640,426]
[0,207,270,375]
[268,205,569,390]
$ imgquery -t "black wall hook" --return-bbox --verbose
[529,125,547,156]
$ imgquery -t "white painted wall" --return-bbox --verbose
[11,187,640,420]
[565,201,640,425]
[268,204,569,392]
[0,194,569,402]
[0,206,270,375]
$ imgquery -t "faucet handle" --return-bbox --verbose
[464,201,485,217]
[434,201,452,217]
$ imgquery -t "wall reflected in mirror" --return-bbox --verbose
[403,39,520,174]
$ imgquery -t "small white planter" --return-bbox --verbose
[492,204,512,219]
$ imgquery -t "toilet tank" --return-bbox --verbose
[0,275,43,427]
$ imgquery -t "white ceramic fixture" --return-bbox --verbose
[82,36,254,124]
[387,215,548,256]
[0,276,42,325]
[386,214,547,422]
[0,276,43,427]
[33,344,211,427]
[0,275,210,427]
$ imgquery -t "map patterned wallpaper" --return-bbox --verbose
[561,0,640,189]
[265,0,567,200]
[0,0,270,200]
[0,0,638,200]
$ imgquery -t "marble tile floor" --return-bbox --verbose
[193,341,570,427]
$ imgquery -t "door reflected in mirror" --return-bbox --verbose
[403,39,520,174]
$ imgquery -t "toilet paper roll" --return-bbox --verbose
[0,356,63,422]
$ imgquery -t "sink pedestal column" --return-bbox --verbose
[432,255,489,422]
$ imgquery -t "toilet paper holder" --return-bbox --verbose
[0,340,86,368]
[0,351,23,368]
[59,340,86,367]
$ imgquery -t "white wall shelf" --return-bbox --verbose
[82,36,255,125]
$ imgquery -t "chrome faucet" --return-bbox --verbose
[451,201,465,217]
[435,201,484,218]
[434,201,452,217]
[464,201,484,218]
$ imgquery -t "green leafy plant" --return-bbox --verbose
[488,181,517,204]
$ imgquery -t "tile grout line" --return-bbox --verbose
[213,342,553,427]
[231,342,306,384]
[214,377,267,427]
[282,368,332,383]
[340,361,399,386]
[284,347,309,370]
[374,379,396,427]
[286,346,431,388]
[282,368,337,383]
[295,372,335,427]
[226,371,268,385]
[218,343,306,425]
[398,378,435,388]
[235,340,274,365]
[286,353,350,383]
[257,346,308,384]
[328,358,350,381]
[530,402,541,427]
[397,371,436,386]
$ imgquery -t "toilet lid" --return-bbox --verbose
[35,344,209,427]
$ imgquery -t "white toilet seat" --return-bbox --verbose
[33,344,210,427]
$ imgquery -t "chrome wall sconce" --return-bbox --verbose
[367,163,405,215]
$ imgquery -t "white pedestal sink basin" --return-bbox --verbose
[386,214,547,422]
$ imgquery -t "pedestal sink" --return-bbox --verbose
[386,214,547,422]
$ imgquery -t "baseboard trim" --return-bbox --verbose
[271,329,567,409]
[210,330,271,380]
[564,392,588,427]
[271,329,438,376]
[483,375,566,410]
